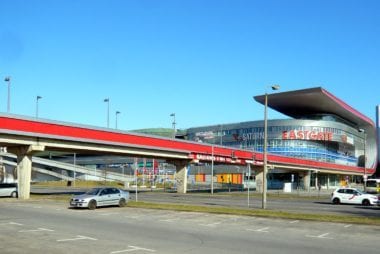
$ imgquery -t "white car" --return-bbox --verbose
[69,187,129,210]
[331,187,378,206]
[0,183,18,198]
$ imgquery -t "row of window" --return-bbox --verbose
[223,125,349,136]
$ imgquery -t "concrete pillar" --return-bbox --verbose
[303,170,311,191]
[256,170,264,193]
[16,147,32,199]
[327,175,330,190]
[173,160,188,194]
[9,145,45,200]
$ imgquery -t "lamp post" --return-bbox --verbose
[104,98,110,128]
[115,111,121,129]
[219,124,223,145]
[358,128,367,191]
[211,145,214,195]
[4,76,11,113]
[261,84,280,209]
[170,113,176,139]
[36,96,42,118]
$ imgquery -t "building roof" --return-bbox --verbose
[254,87,374,129]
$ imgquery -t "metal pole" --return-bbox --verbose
[211,145,214,195]
[4,76,10,113]
[247,164,251,207]
[104,98,109,128]
[134,158,138,201]
[170,113,176,138]
[115,111,120,129]
[364,132,367,192]
[220,125,223,145]
[260,85,280,209]
[73,153,76,187]
[358,129,367,192]
[36,96,42,118]
[262,92,268,209]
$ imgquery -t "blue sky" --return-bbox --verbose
[0,0,379,131]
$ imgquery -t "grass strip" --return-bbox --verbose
[127,201,380,226]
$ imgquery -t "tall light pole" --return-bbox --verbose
[219,124,223,145]
[211,145,214,195]
[4,76,11,113]
[104,98,110,128]
[36,96,42,118]
[261,84,280,209]
[170,113,176,139]
[115,111,121,129]
[358,128,367,191]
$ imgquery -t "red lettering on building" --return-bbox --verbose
[282,130,333,141]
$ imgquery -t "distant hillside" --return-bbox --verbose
[132,128,186,138]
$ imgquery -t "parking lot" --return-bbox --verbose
[0,198,379,254]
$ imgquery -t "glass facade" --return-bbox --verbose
[187,118,365,168]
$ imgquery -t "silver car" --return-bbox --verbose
[0,183,18,198]
[69,187,129,210]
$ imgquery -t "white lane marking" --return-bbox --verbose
[0,222,23,226]
[344,224,352,228]
[199,222,222,227]
[10,222,24,226]
[100,212,120,216]
[57,235,98,242]
[159,218,179,222]
[306,233,334,239]
[19,228,54,232]
[110,245,156,253]
[289,220,299,224]
[125,215,142,219]
[246,227,270,233]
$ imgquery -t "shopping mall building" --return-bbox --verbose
[185,87,378,189]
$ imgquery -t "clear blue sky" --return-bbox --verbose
[0,0,379,131]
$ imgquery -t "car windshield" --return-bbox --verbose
[354,189,364,195]
[85,188,101,195]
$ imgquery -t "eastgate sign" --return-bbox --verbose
[282,130,333,141]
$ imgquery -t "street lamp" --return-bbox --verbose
[104,98,110,128]
[261,84,280,209]
[4,76,11,113]
[358,128,367,191]
[170,113,176,139]
[211,145,214,195]
[36,96,42,118]
[115,111,121,129]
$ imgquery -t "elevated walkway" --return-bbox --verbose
[0,153,134,183]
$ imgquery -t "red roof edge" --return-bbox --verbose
[321,88,375,127]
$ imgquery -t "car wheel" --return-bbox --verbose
[119,198,127,207]
[10,191,17,198]
[362,199,370,206]
[88,200,97,210]
[332,198,340,204]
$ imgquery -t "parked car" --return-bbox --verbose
[0,183,18,198]
[365,179,380,194]
[331,187,378,206]
[69,187,129,210]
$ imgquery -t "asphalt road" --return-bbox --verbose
[131,191,380,218]
[30,186,380,218]
[0,198,379,254]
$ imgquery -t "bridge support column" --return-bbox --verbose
[256,170,264,193]
[173,160,188,194]
[303,170,311,191]
[8,145,45,200]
